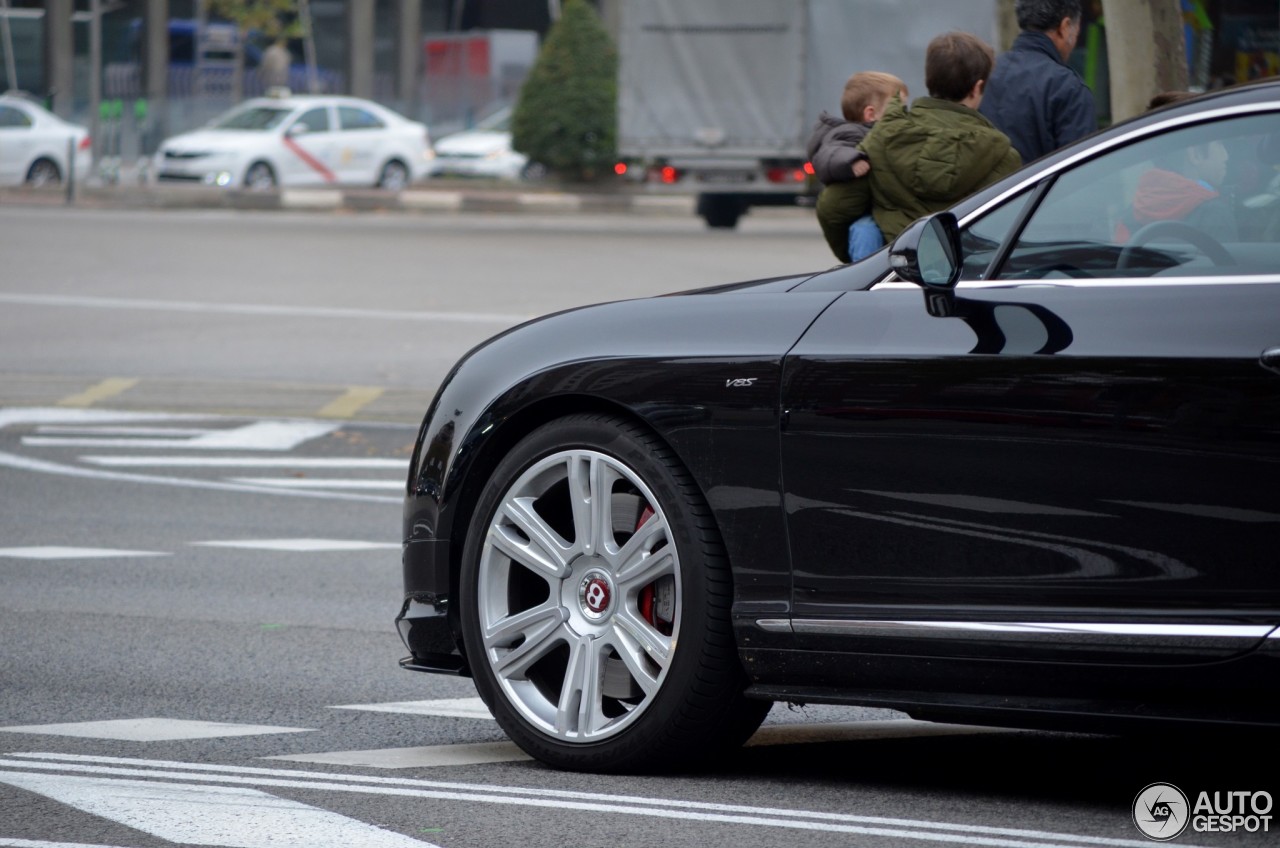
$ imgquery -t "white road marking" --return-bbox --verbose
[0,753,1191,848]
[0,408,208,429]
[0,292,529,326]
[267,741,531,769]
[1106,500,1280,523]
[856,491,1110,517]
[0,840,139,848]
[81,456,406,469]
[0,547,166,560]
[38,426,214,437]
[226,477,402,490]
[330,698,493,719]
[0,450,399,505]
[0,719,312,742]
[191,539,400,552]
[23,420,339,451]
[0,772,438,848]
[272,721,996,770]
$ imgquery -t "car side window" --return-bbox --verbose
[994,112,1280,280]
[0,106,33,128]
[338,106,385,131]
[958,189,1034,280]
[292,107,331,134]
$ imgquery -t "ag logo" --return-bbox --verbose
[1134,783,1190,841]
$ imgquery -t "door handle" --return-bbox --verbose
[1261,347,1280,375]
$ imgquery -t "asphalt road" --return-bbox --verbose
[0,206,1270,848]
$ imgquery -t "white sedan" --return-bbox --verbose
[426,106,532,181]
[154,94,432,190]
[0,94,92,187]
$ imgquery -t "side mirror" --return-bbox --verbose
[889,212,962,289]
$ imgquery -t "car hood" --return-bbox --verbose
[433,131,512,156]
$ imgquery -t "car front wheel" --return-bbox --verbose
[458,413,768,773]
[378,159,409,190]
[244,161,277,190]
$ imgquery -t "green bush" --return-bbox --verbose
[511,0,617,182]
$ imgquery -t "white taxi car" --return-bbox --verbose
[0,93,93,187]
[426,105,530,181]
[154,93,432,190]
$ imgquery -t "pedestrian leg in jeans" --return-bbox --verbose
[847,213,884,261]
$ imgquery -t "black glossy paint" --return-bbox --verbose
[399,81,1280,728]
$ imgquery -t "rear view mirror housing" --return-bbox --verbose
[889,212,962,289]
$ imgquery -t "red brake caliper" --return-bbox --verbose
[636,506,658,625]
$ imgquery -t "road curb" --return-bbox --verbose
[0,183,702,217]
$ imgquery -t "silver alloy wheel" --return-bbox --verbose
[26,159,61,186]
[244,162,276,190]
[379,160,409,190]
[476,448,680,743]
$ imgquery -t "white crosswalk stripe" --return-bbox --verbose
[191,539,400,552]
[0,752,1176,848]
[0,719,313,742]
[2,409,404,502]
[0,547,167,560]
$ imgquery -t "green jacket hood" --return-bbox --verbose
[866,96,1016,202]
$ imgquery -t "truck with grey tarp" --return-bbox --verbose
[616,0,999,228]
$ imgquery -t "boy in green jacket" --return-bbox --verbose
[817,31,1022,263]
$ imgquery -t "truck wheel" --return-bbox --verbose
[698,194,743,229]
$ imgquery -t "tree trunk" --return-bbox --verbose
[1101,0,1188,122]
[994,0,1018,52]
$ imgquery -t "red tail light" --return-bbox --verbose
[803,162,815,176]
[78,135,92,151]
[659,165,679,184]
[765,166,809,184]
[614,162,628,176]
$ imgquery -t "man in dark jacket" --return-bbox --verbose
[979,0,1095,163]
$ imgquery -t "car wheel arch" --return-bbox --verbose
[378,157,411,189]
[440,394,718,623]
[242,159,279,188]
[25,157,62,185]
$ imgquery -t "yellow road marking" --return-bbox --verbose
[56,378,139,408]
[318,386,385,419]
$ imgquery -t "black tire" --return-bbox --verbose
[25,158,62,187]
[458,413,769,773]
[244,161,277,190]
[378,159,410,190]
[520,161,548,181]
[698,194,744,229]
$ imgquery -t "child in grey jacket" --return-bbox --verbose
[806,71,908,261]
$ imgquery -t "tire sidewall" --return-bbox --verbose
[458,414,729,771]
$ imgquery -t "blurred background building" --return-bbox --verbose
[0,0,618,163]
[0,0,1274,171]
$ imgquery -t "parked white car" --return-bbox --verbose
[0,94,92,187]
[426,106,531,181]
[154,94,432,190]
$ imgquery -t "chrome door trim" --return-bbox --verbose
[757,618,1277,647]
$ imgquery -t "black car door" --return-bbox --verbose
[779,109,1280,666]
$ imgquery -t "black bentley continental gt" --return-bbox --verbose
[397,80,1280,772]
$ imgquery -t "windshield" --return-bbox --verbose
[474,107,512,132]
[211,106,292,131]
